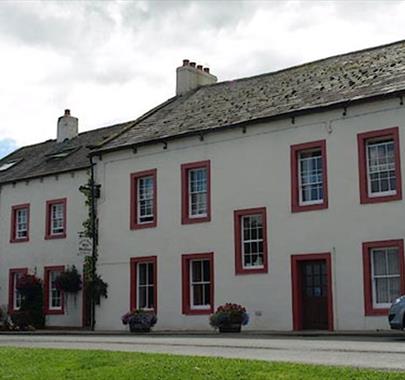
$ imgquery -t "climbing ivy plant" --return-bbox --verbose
[79,177,108,308]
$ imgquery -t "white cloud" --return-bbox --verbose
[0,0,405,147]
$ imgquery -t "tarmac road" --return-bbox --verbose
[0,333,404,370]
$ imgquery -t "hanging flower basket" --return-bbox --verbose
[55,266,82,293]
[209,303,249,333]
[121,309,157,333]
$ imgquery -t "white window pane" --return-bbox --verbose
[188,168,208,217]
[375,278,389,303]
[137,176,154,223]
[51,203,64,234]
[298,150,323,205]
[190,259,211,307]
[372,247,401,306]
[387,249,400,275]
[367,140,396,196]
[372,250,387,276]
[241,214,264,269]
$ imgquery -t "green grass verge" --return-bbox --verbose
[0,347,403,379]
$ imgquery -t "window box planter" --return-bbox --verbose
[129,321,151,333]
[122,309,157,333]
[210,303,249,333]
[218,323,242,333]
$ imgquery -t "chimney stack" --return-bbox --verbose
[57,109,78,143]
[176,59,217,96]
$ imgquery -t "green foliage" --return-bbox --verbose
[55,266,82,293]
[0,348,402,380]
[79,178,108,306]
[12,274,44,329]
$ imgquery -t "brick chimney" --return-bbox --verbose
[57,109,78,143]
[176,59,217,96]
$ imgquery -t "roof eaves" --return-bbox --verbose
[0,165,91,186]
[91,88,405,157]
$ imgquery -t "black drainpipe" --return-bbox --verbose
[89,155,97,331]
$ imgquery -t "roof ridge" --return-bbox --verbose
[89,94,181,150]
[202,38,405,89]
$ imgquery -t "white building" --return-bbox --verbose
[2,40,405,331]
[0,111,127,327]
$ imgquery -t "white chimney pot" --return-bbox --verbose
[176,59,217,96]
[57,109,78,143]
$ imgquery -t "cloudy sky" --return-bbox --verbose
[1,0,405,157]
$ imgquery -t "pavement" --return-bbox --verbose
[0,332,405,370]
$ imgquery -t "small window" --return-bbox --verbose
[363,240,405,316]
[234,208,268,274]
[189,168,208,218]
[182,253,214,315]
[130,256,157,311]
[45,147,79,160]
[299,150,323,205]
[44,266,64,315]
[291,140,328,212]
[0,160,19,171]
[190,259,211,309]
[367,139,396,197]
[358,127,402,204]
[181,161,211,224]
[10,204,30,243]
[371,247,401,308]
[130,169,157,230]
[45,199,67,239]
[8,268,27,313]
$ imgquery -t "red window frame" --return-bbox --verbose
[130,256,158,312]
[8,268,28,313]
[357,127,402,204]
[234,207,268,275]
[45,198,67,239]
[181,160,211,224]
[44,265,65,315]
[10,203,30,243]
[291,139,328,213]
[130,169,157,230]
[362,239,405,316]
[181,252,214,315]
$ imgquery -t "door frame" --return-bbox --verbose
[291,252,334,331]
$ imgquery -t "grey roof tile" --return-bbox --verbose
[0,122,129,184]
[98,40,405,152]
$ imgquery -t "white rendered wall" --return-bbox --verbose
[0,171,89,327]
[95,97,405,332]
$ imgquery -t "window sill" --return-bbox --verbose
[182,215,211,225]
[292,201,328,213]
[10,238,29,243]
[183,307,213,315]
[365,307,389,316]
[45,233,66,240]
[45,308,64,315]
[131,221,157,230]
[236,266,268,275]
[361,192,402,204]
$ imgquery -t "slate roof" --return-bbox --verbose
[96,39,405,153]
[0,122,129,185]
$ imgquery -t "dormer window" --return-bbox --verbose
[45,147,78,160]
[0,159,21,172]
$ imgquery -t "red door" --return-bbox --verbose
[300,260,328,330]
[291,253,333,331]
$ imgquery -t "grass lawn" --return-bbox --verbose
[0,347,403,379]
